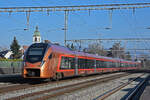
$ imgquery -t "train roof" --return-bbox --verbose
[30,43,139,63]
[49,43,138,63]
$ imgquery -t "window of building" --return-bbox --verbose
[35,37,37,42]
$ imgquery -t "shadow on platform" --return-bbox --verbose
[120,73,150,100]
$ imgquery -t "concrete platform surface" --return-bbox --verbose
[140,76,150,100]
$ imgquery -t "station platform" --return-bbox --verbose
[140,76,150,100]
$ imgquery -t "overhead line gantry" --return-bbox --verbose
[66,38,150,42]
[0,3,150,46]
[0,3,150,12]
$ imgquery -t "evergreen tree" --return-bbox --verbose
[10,36,21,59]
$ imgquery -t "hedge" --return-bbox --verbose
[0,59,23,67]
[0,59,23,62]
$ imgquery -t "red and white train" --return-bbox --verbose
[23,43,141,80]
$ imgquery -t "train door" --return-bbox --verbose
[94,60,96,73]
[74,57,78,75]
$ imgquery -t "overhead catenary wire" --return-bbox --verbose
[0,3,150,12]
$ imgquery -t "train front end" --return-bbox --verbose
[23,43,52,79]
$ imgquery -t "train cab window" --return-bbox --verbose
[26,43,48,63]
[60,56,75,69]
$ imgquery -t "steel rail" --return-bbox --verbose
[6,73,131,100]
[0,73,103,94]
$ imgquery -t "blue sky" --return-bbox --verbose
[0,0,150,49]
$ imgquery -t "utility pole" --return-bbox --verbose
[134,42,137,60]
[64,10,68,46]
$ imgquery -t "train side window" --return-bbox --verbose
[86,59,89,69]
[107,62,110,68]
[110,62,112,68]
[60,56,75,69]
[112,62,115,68]
[78,58,85,69]
[69,57,75,69]
[121,63,124,67]
[135,64,137,67]
[96,60,100,68]
[103,62,107,68]
[124,63,126,67]
[116,62,118,67]
[116,62,119,67]
[118,62,120,67]
[87,59,94,69]
[96,60,105,68]
[78,58,94,69]
[101,61,104,68]
[91,60,95,69]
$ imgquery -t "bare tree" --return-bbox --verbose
[85,42,107,56]
[107,42,131,60]
[138,54,150,68]
[125,51,132,60]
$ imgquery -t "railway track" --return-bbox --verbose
[0,72,127,94]
[6,72,131,100]
[93,73,149,100]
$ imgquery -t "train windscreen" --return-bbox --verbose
[26,43,48,63]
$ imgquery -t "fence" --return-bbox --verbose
[0,60,23,74]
